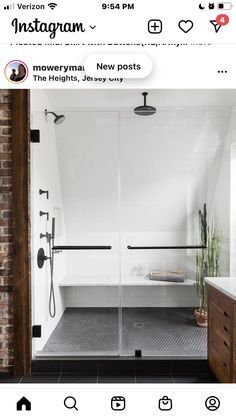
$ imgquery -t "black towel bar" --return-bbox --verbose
[127,245,206,250]
[52,245,112,251]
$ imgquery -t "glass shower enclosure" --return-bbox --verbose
[31,101,231,358]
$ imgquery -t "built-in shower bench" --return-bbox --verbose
[60,276,197,308]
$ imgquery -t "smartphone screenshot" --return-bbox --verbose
[0,0,235,417]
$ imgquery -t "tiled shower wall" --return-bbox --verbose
[0,90,13,371]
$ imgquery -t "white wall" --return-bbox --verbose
[230,140,236,275]
[31,91,67,355]
[56,111,120,279]
[207,109,236,276]
[119,109,230,279]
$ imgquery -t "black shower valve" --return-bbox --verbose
[39,189,49,199]
[39,210,49,221]
[37,248,50,269]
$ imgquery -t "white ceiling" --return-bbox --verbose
[44,89,236,111]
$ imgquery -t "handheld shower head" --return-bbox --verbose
[134,92,156,116]
[45,109,65,125]
[52,217,55,240]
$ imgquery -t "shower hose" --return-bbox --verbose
[49,239,56,318]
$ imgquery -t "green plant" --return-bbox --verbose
[196,204,221,315]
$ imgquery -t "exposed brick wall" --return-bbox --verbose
[0,90,13,372]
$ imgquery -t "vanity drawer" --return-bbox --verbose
[233,320,236,365]
[209,287,234,319]
[233,355,236,372]
[209,327,231,362]
[233,333,236,370]
[209,347,231,383]
[209,301,231,347]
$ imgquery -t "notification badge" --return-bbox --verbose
[216,14,230,25]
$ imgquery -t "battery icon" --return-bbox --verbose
[218,2,233,9]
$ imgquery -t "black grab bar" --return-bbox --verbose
[53,245,112,251]
[127,245,206,250]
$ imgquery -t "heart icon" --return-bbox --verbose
[178,20,194,33]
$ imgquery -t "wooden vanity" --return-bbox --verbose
[205,278,236,383]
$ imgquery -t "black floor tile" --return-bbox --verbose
[136,375,174,383]
[173,375,217,383]
[61,361,98,375]
[31,360,61,374]
[0,374,21,383]
[172,360,208,376]
[21,375,60,383]
[135,360,172,376]
[98,375,135,383]
[207,368,218,380]
[60,375,97,383]
[98,360,135,376]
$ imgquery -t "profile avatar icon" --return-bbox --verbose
[205,396,220,411]
[5,60,28,83]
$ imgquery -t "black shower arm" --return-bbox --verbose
[143,92,147,106]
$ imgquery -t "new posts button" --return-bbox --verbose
[84,54,152,79]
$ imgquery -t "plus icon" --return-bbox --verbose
[148,19,163,34]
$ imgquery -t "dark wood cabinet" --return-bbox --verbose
[208,285,236,383]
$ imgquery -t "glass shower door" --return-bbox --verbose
[31,108,122,357]
[119,107,230,357]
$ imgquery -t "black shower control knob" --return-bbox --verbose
[39,189,49,199]
[39,211,49,220]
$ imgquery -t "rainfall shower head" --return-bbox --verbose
[45,109,65,125]
[134,92,156,116]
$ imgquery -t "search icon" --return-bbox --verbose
[64,396,78,411]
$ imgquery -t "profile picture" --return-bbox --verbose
[5,60,28,83]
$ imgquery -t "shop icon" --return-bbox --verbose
[158,396,173,411]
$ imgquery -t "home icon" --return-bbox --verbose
[16,397,31,411]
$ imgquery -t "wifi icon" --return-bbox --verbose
[48,2,57,9]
